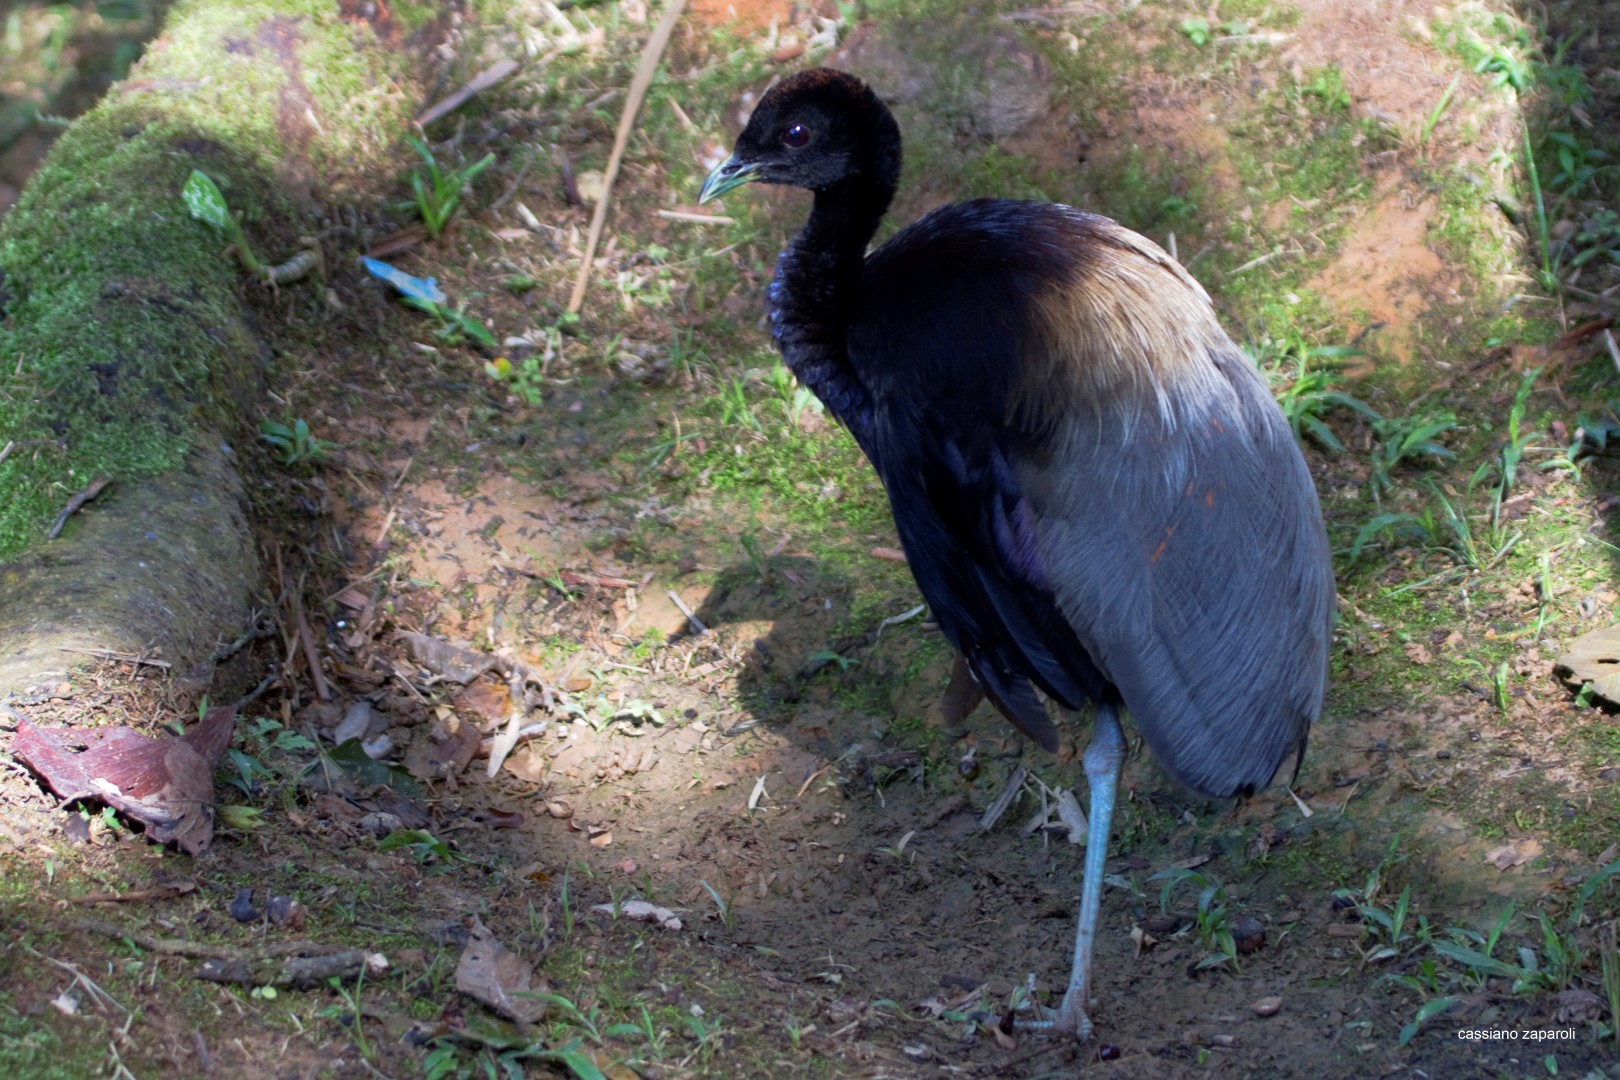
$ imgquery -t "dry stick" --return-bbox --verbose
[566,0,689,314]
[69,917,343,960]
[416,58,520,128]
[667,589,707,635]
[46,475,112,540]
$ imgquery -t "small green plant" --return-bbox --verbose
[1490,368,1542,500]
[1419,74,1463,145]
[1490,660,1511,714]
[1600,922,1619,1044]
[1301,67,1352,112]
[1398,995,1462,1046]
[763,363,825,429]
[1357,885,1417,965]
[183,169,321,286]
[376,828,467,872]
[716,376,762,430]
[407,136,495,238]
[1568,210,1620,270]
[321,973,374,1061]
[1149,867,1238,970]
[183,169,267,280]
[1369,411,1457,497]
[520,991,606,1044]
[1256,342,1380,452]
[414,296,498,348]
[225,714,313,795]
[259,417,336,468]
[698,879,736,931]
[1178,16,1211,46]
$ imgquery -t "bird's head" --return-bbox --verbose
[700,68,901,204]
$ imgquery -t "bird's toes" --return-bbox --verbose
[1055,991,1094,1042]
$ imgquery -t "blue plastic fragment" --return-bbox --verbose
[359,256,446,304]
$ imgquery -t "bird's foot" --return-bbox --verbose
[1007,975,1093,1041]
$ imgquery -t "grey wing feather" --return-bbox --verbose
[1024,346,1333,798]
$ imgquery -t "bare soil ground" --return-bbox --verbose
[3,1,1620,1078]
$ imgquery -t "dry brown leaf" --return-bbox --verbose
[452,679,512,723]
[1554,624,1620,704]
[14,706,237,856]
[1485,840,1540,870]
[454,915,548,1024]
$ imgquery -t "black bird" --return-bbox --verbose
[700,68,1333,1040]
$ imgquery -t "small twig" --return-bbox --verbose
[1603,329,1620,378]
[208,614,275,664]
[489,155,534,213]
[567,0,689,313]
[69,917,343,960]
[416,58,520,128]
[978,766,1028,832]
[0,440,13,466]
[287,590,330,702]
[56,647,170,669]
[25,946,130,1016]
[1227,246,1303,276]
[233,674,278,710]
[70,882,198,905]
[795,762,833,800]
[47,476,112,539]
[656,209,736,225]
[870,546,907,563]
[668,589,707,635]
[373,505,398,546]
[874,603,926,641]
[1214,31,1292,44]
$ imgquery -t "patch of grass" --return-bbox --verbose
[0,992,106,1080]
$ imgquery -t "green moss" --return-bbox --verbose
[0,991,107,1080]
[0,1,431,560]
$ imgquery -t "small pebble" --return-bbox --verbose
[1252,995,1283,1017]
[1097,1044,1121,1061]
[546,800,573,819]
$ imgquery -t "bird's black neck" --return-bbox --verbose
[771,169,897,450]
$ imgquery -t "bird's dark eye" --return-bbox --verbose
[782,124,810,148]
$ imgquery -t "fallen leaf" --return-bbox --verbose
[453,679,511,723]
[13,706,238,856]
[1554,624,1620,704]
[399,631,500,684]
[1486,840,1540,869]
[591,899,682,930]
[454,915,548,1024]
[331,700,375,744]
[1056,789,1088,845]
[404,718,481,781]
[1555,988,1604,1023]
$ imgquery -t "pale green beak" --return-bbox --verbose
[699,155,762,204]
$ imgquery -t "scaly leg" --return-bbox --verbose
[1018,701,1125,1041]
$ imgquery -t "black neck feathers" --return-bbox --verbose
[762,72,903,447]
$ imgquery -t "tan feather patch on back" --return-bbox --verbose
[1013,218,1232,427]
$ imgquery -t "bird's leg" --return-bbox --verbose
[1017,701,1124,1041]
